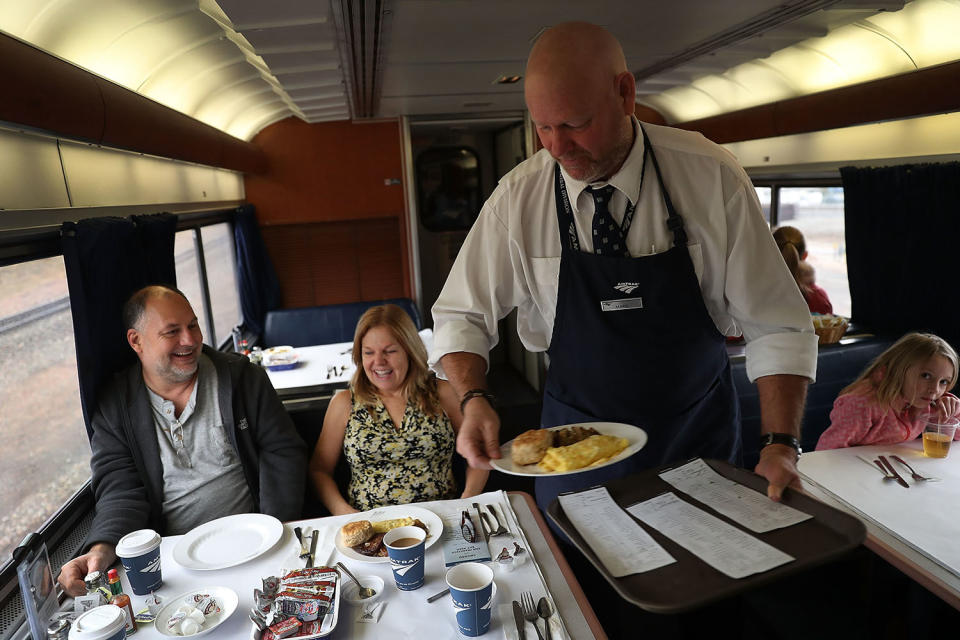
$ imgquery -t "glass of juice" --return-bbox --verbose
[922,419,959,458]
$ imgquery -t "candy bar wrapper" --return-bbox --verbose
[280,567,336,582]
[280,580,336,595]
[296,620,323,636]
[268,616,302,639]
[276,593,331,619]
[254,588,275,615]
[262,576,280,596]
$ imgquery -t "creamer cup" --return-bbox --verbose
[115,529,162,595]
[68,605,126,640]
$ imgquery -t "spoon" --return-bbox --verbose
[537,596,553,640]
[336,562,377,599]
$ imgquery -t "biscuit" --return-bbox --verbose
[511,429,554,465]
[341,520,374,547]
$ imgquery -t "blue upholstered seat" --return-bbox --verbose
[262,298,422,348]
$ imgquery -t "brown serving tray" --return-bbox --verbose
[546,458,866,613]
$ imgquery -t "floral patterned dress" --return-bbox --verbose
[342,392,457,510]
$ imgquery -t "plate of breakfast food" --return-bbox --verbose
[490,422,646,477]
[335,505,443,563]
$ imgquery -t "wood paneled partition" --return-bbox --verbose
[245,117,411,307]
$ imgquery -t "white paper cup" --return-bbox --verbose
[68,605,126,640]
[115,529,162,595]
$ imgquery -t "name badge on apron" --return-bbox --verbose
[600,297,643,311]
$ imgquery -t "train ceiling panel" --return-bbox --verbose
[0,0,956,143]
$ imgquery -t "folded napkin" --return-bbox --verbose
[497,604,568,640]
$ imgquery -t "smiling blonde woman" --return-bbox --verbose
[309,305,488,514]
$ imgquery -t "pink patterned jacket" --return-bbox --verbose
[816,391,960,450]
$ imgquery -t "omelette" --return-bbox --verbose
[538,434,629,472]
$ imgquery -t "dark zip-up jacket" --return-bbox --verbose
[83,346,306,548]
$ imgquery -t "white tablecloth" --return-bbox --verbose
[118,491,596,639]
[265,329,434,391]
[798,441,960,577]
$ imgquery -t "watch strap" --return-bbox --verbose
[459,388,495,414]
[760,432,802,455]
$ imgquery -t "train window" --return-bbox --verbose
[199,223,241,347]
[174,230,212,344]
[0,256,89,563]
[754,187,772,224]
[777,187,850,317]
[416,147,481,232]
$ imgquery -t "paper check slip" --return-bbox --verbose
[627,492,794,579]
[659,458,812,533]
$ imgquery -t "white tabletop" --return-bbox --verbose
[119,491,603,639]
[265,329,434,392]
[798,441,960,608]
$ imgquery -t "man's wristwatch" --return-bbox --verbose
[759,432,802,457]
[459,388,495,414]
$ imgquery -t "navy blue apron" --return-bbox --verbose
[535,126,742,515]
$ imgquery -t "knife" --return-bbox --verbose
[299,526,313,560]
[472,502,489,542]
[306,529,319,568]
[513,600,527,640]
[879,455,910,488]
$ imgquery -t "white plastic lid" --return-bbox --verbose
[115,528,161,557]
[68,605,126,640]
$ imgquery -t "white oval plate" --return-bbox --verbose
[490,422,647,477]
[173,513,283,570]
[155,586,238,637]
[335,505,443,564]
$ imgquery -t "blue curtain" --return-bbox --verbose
[233,204,281,338]
[842,162,960,346]
[61,213,177,439]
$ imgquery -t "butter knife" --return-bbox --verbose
[878,455,910,488]
[513,600,527,640]
[299,526,313,559]
[472,502,489,542]
[306,529,319,568]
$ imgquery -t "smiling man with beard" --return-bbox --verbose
[58,285,306,596]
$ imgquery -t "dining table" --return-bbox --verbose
[797,440,960,610]
[264,329,434,409]
[114,490,606,639]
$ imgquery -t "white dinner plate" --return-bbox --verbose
[173,513,283,570]
[335,505,443,563]
[155,586,238,637]
[490,422,647,477]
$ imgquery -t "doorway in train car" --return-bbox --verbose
[409,117,526,340]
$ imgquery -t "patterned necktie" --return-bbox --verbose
[588,185,627,256]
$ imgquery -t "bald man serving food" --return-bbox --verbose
[430,22,817,513]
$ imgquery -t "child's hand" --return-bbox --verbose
[934,395,960,420]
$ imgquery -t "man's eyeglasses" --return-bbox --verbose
[171,419,192,468]
[460,511,476,543]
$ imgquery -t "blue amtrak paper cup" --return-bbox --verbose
[445,562,494,637]
[383,526,427,591]
[115,529,162,595]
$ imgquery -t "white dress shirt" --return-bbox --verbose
[430,119,818,383]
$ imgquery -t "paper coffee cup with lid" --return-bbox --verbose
[115,529,162,595]
[68,605,126,640]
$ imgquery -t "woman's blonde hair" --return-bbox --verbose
[350,304,440,415]
[842,332,959,409]
[773,226,806,289]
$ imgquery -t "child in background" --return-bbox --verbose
[773,226,833,314]
[816,332,960,450]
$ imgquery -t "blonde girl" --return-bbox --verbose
[773,225,832,314]
[816,332,960,449]
[310,304,487,514]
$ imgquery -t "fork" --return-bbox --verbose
[521,591,545,640]
[891,455,940,482]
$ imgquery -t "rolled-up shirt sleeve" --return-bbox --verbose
[430,188,518,379]
[719,173,818,383]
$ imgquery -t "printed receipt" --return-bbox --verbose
[659,459,812,532]
[557,487,675,577]
[627,493,795,579]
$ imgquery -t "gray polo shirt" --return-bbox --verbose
[147,354,255,534]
